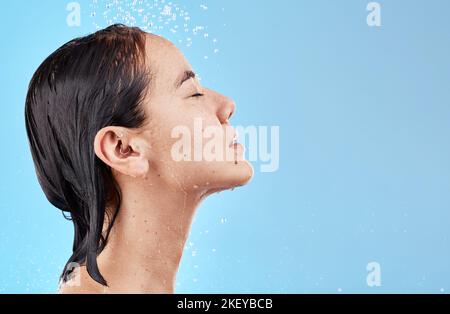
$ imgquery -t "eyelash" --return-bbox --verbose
[191,93,204,98]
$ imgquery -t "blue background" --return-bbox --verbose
[1,0,450,293]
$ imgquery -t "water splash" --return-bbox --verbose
[89,0,220,56]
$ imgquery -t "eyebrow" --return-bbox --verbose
[175,70,196,89]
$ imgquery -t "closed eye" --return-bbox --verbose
[191,93,204,98]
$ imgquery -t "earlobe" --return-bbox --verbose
[127,139,151,179]
[132,156,150,179]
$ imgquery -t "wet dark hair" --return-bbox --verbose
[24,24,150,286]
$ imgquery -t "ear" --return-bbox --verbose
[94,127,150,178]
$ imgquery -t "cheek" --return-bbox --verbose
[146,98,216,160]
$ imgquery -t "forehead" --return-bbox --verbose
[144,33,190,90]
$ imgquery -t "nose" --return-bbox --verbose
[216,94,236,125]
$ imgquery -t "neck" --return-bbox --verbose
[94,173,207,293]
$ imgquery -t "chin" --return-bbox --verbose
[210,160,254,191]
[182,158,254,193]
[233,160,254,187]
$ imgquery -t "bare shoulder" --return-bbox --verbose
[58,266,106,294]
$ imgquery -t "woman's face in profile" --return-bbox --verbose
[124,33,253,193]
